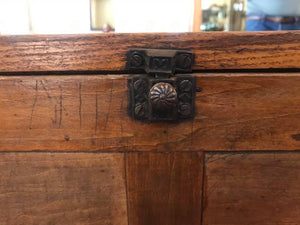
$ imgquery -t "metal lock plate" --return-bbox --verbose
[126,49,194,75]
[126,49,197,122]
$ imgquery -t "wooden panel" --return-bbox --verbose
[0,153,127,225]
[0,74,299,151]
[0,31,299,72]
[126,152,203,225]
[203,152,300,225]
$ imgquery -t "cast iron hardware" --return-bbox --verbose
[127,49,196,122]
[126,49,194,75]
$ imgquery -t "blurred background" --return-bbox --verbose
[0,0,248,34]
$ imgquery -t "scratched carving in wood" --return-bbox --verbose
[0,74,299,151]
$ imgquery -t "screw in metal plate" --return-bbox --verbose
[179,80,192,92]
[178,102,192,116]
[176,54,192,69]
[134,79,148,93]
[130,53,144,67]
[134,102,147,117]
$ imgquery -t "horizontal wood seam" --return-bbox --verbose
[0,69,300,76]
[0,150,299,154]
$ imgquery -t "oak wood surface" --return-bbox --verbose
[126,152,203,225]
[0,153,127,225]
[0,74,299,152]
[203,152,300,225]
[0,31,299,72]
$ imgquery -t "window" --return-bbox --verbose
[0,0,91,34]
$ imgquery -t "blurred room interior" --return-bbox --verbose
[0,0,248,34]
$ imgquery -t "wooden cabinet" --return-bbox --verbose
[0,31,299,225]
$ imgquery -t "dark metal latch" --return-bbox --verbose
[126,49,197,122]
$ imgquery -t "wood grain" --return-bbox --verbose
[0,31,299,72]
[126,152,203,225]
[0,74,299,152]
[203,152,300,225]
[0,153,127,225]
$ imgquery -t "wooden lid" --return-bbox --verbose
[0,31,299,73]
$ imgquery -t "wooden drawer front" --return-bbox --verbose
[0,74,299,152]
[0,153,127,225]
[203,153,300,225]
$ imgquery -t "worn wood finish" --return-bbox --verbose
[0,153,127,225]
[0,74,299,151]
[203,152,300,225]
[0,31,299,72]
[126,152,203,225]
